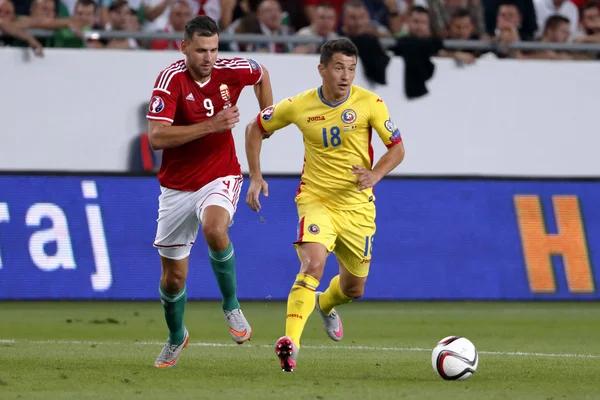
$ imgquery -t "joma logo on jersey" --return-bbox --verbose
[360,258,371,264]
[307,116,326,123]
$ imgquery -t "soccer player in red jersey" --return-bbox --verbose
[146,15,273,368]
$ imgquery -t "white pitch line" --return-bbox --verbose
[1,339,600,359]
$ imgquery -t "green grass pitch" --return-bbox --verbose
[0,301,599,399]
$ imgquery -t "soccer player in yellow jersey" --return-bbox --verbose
[245,38,406,372]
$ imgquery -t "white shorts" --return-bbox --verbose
[153,175,243,260]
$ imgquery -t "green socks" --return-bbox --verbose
[209,242,240,312]
[159,284,187,345]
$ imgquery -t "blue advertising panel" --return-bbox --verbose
[0,175,598,300]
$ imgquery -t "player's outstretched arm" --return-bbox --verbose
[148,106,240,150]
[245,118,269,212]
[352,142,405,191]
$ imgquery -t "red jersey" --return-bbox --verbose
[146,57,263,191]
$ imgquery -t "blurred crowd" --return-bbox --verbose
[0,0,599,60]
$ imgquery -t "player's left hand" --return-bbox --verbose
[246,178,269,212]
[352,165,382,191]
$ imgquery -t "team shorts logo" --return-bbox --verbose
[384,118,396,133]
[149,96,165,113]
[341,109,357,124]
[308,224,320,234]
[261,106,274,121]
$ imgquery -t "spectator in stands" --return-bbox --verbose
[534,0,579,38]
[9,0,87,47]
[104,0,138,49]
[447,7,480,39]
[141,0,202,33]
[225,0,261,30]
[524,14,573,58]
[228,0,294,52]
[406,5,432,37]
[360,0,406,35]
[293,1,339,53]
[304,0,344,26]
[424,6,478,64]
[339,0,392,38]
[574,2,600,41]
[485,0,537,40]
[127,5,141,32]
[0,0,44,54]
[99,0,198,34]
[419,0,485,38]
[53,0,105,48]
[30,0,56,19]
[437,8,481,61]
[278,0,310,32]
[571,2,600,58]
[492,4,527,57]
[0,0,13,21]
[150,0,192,50]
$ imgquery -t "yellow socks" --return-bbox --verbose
[316,275,353,315]
[285,273,319,348]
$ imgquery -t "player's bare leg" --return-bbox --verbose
[202,205,251,344]
[316,257,366,341]
[277,242,327,371]
[155,256,190,368]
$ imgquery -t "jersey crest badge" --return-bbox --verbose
[220,84,231,108]
[149,96,165,113]
[261,106,274,121]
[308,224,320,235]
[341,109,357,124]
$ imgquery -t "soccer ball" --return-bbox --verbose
[431,336,478,380]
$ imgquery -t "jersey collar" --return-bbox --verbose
[317,86,352,108]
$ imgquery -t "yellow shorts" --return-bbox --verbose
[293,196,376,278]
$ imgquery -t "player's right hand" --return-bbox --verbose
[213,106,240,132]
[246,178,269,212]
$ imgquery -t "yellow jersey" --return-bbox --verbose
[257,85,403,210]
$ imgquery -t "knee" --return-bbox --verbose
[341,283,364,299]
[161,269,186,293]
[202,222,229,249]
[300,258,325,280]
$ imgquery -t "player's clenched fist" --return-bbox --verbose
[213,106,240,132]
[246,178,269,212]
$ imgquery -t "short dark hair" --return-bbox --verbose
[76,0,97,11]
[450,8,472,20]
[410,5,429,15]
[108,0,128,13]
[581,1,600,15]
[498,1,521,12]
[184,16,219,41]
[343,0,366,12]
[319,38,358,65]
[543,14,570,34]
[316,1,334,10]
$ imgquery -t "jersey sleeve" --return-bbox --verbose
[256,97,298,133]
[368,97,402,148]
[237,58,264,86]
[146,67,182,124]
